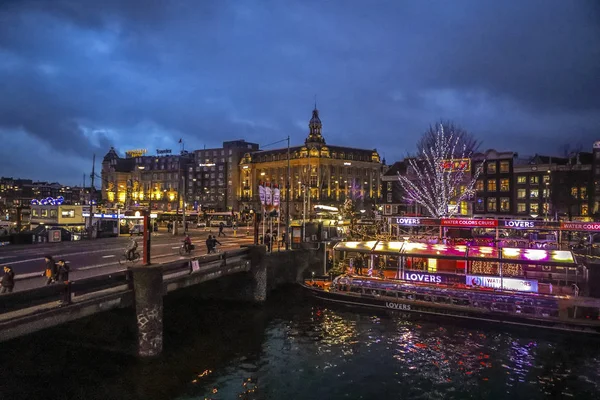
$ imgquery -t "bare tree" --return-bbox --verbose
[397,121,482,218]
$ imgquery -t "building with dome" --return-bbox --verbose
[239,106,382,218]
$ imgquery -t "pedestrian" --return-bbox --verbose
[1,265,15,294]
[355,255,363,275]
[281,231,288,250]
[206,235,213,254]
[265,230,272,252]
[56,260,71,305]
[42,255,57,285]
[218,222,226,237]
[211,235,222,253]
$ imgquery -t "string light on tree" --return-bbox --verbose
[397,121,483,218]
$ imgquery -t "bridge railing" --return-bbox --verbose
[0,248,252,317]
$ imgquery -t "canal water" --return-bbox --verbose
[1,285,600,400]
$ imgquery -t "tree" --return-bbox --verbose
[397,121,481,218]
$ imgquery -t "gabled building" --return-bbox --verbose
[472,149,516,217]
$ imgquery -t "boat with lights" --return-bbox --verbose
[302,240,600,334]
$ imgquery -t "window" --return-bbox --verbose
[387,193,392,202]
[517,176,527,184]
[487,162,497,174]
[517,189,526,199]
[530,203,539,213]
[500,161,510,173]
[41,209,48,217]
[487,179,497,191]
[50,210,57,218]
[542,189,550,198]
[582,204,589,216]
[500,198,510,212]
[571,187,578,198]
[476,180,484,191]
[500,178,510,191]
[517,203,527,213]
[543,175,550,183]
[487,198,497,211]
[530,189,539,198]
[530,176,539,184]
[475,198,484,211]
[387,182,392,191]
[32,209,39,217]
[580,187,587,199]
[61,210,74,218]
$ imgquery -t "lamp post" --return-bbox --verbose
[138,166,152,265]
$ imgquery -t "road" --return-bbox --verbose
[0,228,256,293]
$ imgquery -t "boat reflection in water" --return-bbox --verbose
[304,240,600,334]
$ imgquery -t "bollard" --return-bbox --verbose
[129,265,164,357]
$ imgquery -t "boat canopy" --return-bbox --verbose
[332,240,577,266]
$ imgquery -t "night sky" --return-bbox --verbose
[1,0,599,184]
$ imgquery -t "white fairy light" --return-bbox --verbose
[397,123,482,218]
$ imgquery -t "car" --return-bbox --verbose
[197,221,207,228]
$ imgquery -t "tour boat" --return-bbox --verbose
[302,239,600,334]
[301,275,600,334]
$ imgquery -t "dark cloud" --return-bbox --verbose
[0,0,599,183]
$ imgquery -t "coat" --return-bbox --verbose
[1,269,15,288]
[45,259,57,278]
[57,264,70,282]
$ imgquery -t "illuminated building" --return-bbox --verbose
[238,107,382,217]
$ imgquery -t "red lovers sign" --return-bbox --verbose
[441,218,498,228]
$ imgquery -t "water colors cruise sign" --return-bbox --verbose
[441,219,498,228]
[560,222,600,231]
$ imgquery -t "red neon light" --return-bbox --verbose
[560,222,600,231]
[441,218,498,228]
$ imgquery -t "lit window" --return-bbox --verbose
[517,176,527,184]
[500,178,510,191]
[530,176,539,184]
[582,204,589,216]
[499,161,510,173]
[500,198,510,212]
[487,162,497,174]
[487,179,497,191]
[487,198,497,211]
[530,203,539,213]
[517,189,526,199]
[571,187,578,198]
[517,203,527,213]
[530,189,539,198]
[580,187,587,199]
[543,175,550,183]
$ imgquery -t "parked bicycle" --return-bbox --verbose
[118,251,141,265]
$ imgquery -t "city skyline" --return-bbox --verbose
[1,0,599,184]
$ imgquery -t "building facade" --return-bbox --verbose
[239,107,382,218]
[472,150,516,217]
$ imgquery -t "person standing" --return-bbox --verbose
[265,230,272,252]
[211,235,222,253]
[1,265,15,294]
[218,222,226,237]
[206,235,213,254]
[56,260,71,305]
[42,256,57,285]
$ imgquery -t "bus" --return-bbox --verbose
[207,212,239,227]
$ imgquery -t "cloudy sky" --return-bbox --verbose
[1,0,599,184]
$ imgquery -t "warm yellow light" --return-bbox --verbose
[107,192,115,202]
[503,248,521,257]
[427,258,437,273]
[432,244,447,251]
[118,192,126,203]
[169,193,175,201]
[552,251,574,262]
[479,247,493,254]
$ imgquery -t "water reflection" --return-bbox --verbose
[190,296,600,400]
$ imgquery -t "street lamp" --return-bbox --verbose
[137,165,152,265]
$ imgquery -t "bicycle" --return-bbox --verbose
[118,251,141,265]
[179,243,195,256]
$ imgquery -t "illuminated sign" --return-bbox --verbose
[561,222,600,231]
[156,149,172,155]
[125,149,147,158]
[198,163,216,167]
[31,196,64,206]
[503,220,536,229]
[441,218,497,228]
[467,274,539,293]
[343,162,352,166]
[395,217,420,225]
[440,158,470,172]
[403,272,442,283]
[386,302,411,311]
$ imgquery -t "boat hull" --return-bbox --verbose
[301,283,600,335]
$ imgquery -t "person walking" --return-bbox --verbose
[206,235,213,254]
[265,230,272,252]
[218,222,226,237]
[56,260,71,305]
[42,256,57,285]
[211,235,222,253]
[1,265,15,294]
